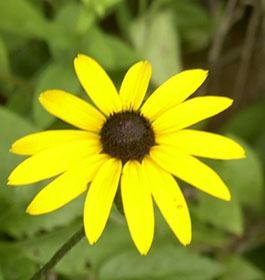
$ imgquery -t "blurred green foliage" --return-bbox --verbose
[0,0,264,279]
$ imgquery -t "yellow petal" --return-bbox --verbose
[74,54,122,115]
[141,69,208,120]
[84,157,122,244]
[10,130,99,155]
[119,61,152,111]
[143,157,191,245]
[121,160,154,255]
[8,139,101,185]
[156,129,246,160]
[153,96,233,134]
[39,90,105,131]
[150,145,231,201]
[26,154,108,215]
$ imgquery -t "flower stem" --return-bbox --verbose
[30,226,85,280]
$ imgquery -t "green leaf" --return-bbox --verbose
[218,135,264,208]
[6,88,32,118]
[17,222,83,265]
[103,34,141,70]
[147,204,228,249]
[81,0,125,17]
[0,107,38,231]
[33,62,80,129]
[191,209,229,248]
[0,243,35,280]
[197,191,243,236]
[197,135,264,235]
[46,2,87,59]
[167,0,212,52]
[46,2,132,64]
[98,243,223,280]
[116,1,133,39]
[168,0,210,27]
[14,219,132,278]
[0,266,4,280]
[130,10,182,86]
[220,256,264,280]
[76,5,96,35]
[53,2,85,35]
[0,106,85,238]
[0,0,51,39]
[80,26,140,71]
[0,35,10,74]
[10,40,50,78]
[56,219,132,277]
[222,101,265,143]
[0,195,85,239]
[0,106,37,182]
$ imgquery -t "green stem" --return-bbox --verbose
[30,226,85,280]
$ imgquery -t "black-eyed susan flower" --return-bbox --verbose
[8,55,245,255]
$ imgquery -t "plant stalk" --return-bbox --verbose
[30,226,85,280]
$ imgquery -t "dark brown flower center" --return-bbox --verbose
[100,111,155,163]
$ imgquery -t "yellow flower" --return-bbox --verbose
[8,55,245,255]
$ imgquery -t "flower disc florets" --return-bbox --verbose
[100,111,155,163]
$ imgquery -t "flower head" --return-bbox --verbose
[8,55,245,255]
